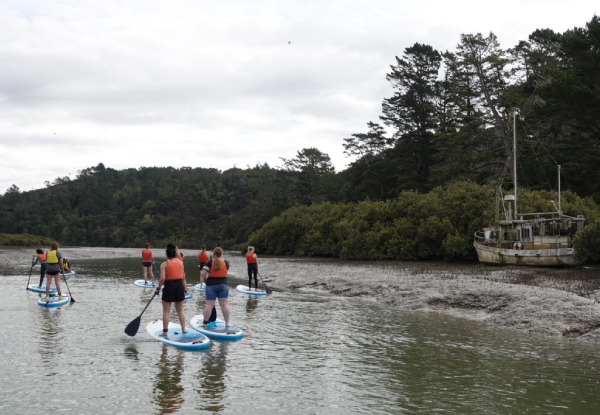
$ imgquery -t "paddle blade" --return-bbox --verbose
[124,316,141,337]
[266,286,273,295]
[70,296,76,303]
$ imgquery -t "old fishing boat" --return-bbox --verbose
[473,115,585,267]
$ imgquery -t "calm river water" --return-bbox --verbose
[1,253,600,414]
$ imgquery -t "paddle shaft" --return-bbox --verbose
[26,258,34,289]
[257,272,272,294]
[61,270,76,303]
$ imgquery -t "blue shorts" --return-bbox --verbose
[205,283,229,301]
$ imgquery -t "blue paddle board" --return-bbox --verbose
[194,283,206,293]
[185,292,193,300]
[133,279,158,288]
[236,285,267,296]
[189,315,243,341]
[61,272,76,278]
[145,320,210,350]
[28,284,57,293]
[38,294,69,308]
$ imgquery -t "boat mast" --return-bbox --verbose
[558,164,561,216]
[513,109,517,218]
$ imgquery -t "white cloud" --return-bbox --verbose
[1,0,597,192]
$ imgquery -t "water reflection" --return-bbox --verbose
[123,344,140,362]
[36,306,64,372]
[195,342,229,413]
[245,296,259,314]
[153,347,185,414]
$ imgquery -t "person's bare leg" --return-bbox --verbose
[160,301,170,336]
[218,298,230,327]
[175,301,186,332]
[203,300,216,325]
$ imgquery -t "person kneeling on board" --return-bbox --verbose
[62,258,73,273]
[155,243,188,336]
[200,247,231,327]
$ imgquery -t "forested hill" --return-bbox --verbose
[0,162,344,248]
[2,16,600,253]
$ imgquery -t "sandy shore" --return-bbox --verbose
[4,247,600,341]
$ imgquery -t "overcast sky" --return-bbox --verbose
[1,0,597,193]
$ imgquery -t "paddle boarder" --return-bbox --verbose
[44,242,64,299]
[32,248,47,288]
[200,247,231,327]
[141,243,155,285]
[246,246,258,291]
[197,245,209,280]
[155,243,188,336]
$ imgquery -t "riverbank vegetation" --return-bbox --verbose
[1,16,599,262]
[0,232,53,246]
[248,182,600,260]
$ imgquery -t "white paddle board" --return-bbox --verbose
[38,294,69,308]
[235,285,267,296]
[145,320,210,350]
[189,315,244,341]
[133,280,158,288]
[28,284,57,293]
[194,283,206,293]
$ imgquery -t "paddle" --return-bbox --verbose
[124,292,157,336]
[26,258,34,289]
[61,271,76,303]
[257,272,273,295]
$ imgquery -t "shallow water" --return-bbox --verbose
[2,254,600,414]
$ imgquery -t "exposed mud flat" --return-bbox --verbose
[3,247,600,341]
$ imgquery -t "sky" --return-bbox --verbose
[1,0,598,193]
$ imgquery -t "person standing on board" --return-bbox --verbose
[32,248,47,288]
[155,243,188,336]
[141,243,155,285]
[200,247,231,327]
[197,246,209,281]
[246,246,258,291]
[44,242,64,299]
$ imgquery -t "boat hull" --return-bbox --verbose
[473,242,576,267]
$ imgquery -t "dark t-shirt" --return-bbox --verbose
[202,259,230,285]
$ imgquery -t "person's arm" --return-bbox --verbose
[200,260,211,284]
[59,258,64,274]
[156,262,167,294]
[32,256,39,267]
[150,251,154,264]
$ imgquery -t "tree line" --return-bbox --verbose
[1,16,599,260]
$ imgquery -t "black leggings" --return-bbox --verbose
[247,264,258,289]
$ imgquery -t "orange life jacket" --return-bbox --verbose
[142,250,152,261]
[210,258,228,278]
[198,251,209,262]
[38,253,47,262]
[166,259,184,280]
[246,253,256,264]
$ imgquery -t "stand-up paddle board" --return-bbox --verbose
[61,272,76,278]
[189,315,244,340]
[38,294,69,308]
[194,283,206,293]
[145,320,210,350]
[28,284,57,293]
[236,285,267,296]
[133,280,158,288]
[185,292,193,300]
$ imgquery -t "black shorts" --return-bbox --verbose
[142,261,153,268]
[197,262,206,269]
[46,270,60,276]
[161,279,185,303]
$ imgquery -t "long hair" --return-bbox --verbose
[50,242,59,251]
[165,243,177,259]
[247,246,254,253]
[213,247,223,270]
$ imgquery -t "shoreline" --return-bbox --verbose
[3,247,600,342]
